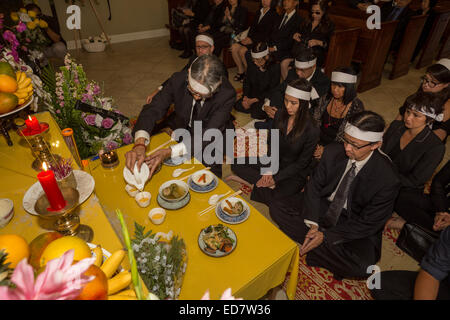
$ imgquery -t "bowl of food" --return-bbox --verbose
[198,224,237,257]
[135,191,151,208]
[220,197,245,216]
[148,207,166,225]
[159,180,189,203]
[191,169,214,187]
[125,184,139,197]
[0,198,14,228]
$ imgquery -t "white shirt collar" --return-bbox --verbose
[350,150,374,173]
[285,9,296,22]
[259,7,269,22]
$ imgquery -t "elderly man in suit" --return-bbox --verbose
[269,110,401,279]
[125,54,236,178]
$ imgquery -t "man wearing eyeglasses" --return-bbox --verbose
[269,110,401,280]
[126,54,235,178]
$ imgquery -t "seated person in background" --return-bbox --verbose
[268,0,302,80]
[197,0,227,56]
[283,0,334,71]
[412,0,438,61]
[176,0,211,59]
[25,4,67,62]
[126,55,236,178]
[227,78,319,205]
[382,92,445,229]
[213,0,248,60]
[381,0,416,53]
[370,227,450,300]
[257,47,328,129]
[347,0,383,11]
[231,0,279,82]
[397,59,450,142]
[269,111,400,279]
[389,160,450,233]
[312,67,365,162]
[234,42,281,120]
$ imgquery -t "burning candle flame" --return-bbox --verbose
[28,115,32,121]
[42,162,48,171]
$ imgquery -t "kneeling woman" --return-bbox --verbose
[229,78,320,205]
[234,42,281,120]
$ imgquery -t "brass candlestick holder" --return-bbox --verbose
[100,149,120,169]
[34,187,93,242]
[18,122,62,171]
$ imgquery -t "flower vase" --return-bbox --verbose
[56,170,77,190]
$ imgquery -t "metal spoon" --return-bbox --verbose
[172,166,194,178]
[208,190,232,206]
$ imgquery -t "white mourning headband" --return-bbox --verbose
[412,106,444,122]
[285,85,312,101]
[295,58,317,69]
[251,48,269,59]
[344,123,383,142]
[188,69,210,95]
[437,58,450,71]
[195,35,214,46]
[332,72,357,84]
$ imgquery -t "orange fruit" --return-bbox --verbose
[0,234,30,268]
[28,232,63,270]
[76,264,109,300]
[40,236,91,267]
[0,74,18,93]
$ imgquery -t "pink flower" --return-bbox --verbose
[106,141,119,151]
[0,250,95,300]
[93,84,101,95]
[84,114,96,126]
[101,118,114,129]
[82,93,93,103]
[56,109,61,114]
[21,46,28,52]
[16,21,27,33]
[25,38,31,43]
[20,66,27,72]
[123,133,132,145]
[3,30,19,47]
[201,288,243,300]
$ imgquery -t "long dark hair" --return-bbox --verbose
[275,78,312,141]
[251,42,276,69]
[305,0,333,33]
[329,66,358,105]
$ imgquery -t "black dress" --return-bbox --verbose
[320,109,344,146]
[245,8,279,47]
[291,19,335,67]
[231,110,319,205]
[213,5,248,56]
[201,1,227,56]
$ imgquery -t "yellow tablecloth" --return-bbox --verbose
[0,112,123,255]
[89,131,299,300]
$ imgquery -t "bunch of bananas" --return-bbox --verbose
[91,246,137,300]
[14,71,33,105]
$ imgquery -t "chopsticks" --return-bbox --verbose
[178,167,211,181]
[198,190,242,217]
[146,139,174,156]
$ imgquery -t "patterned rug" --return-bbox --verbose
[281,228,419,300]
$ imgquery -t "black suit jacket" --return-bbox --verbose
[133,70,236,158]
[431,160,450,213]
[247,8,279,44]
[381,120,445,190]
[303,144,400,256]
[203,1,227,33]
[191,0,211,26]
[229,5,248,35]
[269,12,303,59]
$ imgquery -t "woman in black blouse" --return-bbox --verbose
[227,78,320,205]
[234,42,281,120]
[230,0,279,82]
[311,67,364,161]
[197,0,227,56]
[383,92,446,229]
[213,0,248,58]
[281,0,334,75]
[397,59,450,142]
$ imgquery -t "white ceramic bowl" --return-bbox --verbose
[0,198,14,228]
[220,197,245,216]
[148,207,166,225]
[158,180,189,202]
[135,191,151,208]
[125,184,139,197]
[191,169,214,187]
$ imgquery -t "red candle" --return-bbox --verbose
[25,115,41,134]
[37,162,67,211]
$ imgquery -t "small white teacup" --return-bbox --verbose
[148,207,166,225]
[135,191,151,208]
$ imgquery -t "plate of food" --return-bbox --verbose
[215,197,250,225]
[198,224,237,257]
[158,180,189,202]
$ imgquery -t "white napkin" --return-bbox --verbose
[123,163,149,191]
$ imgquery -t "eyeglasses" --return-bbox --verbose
[311,11,322,15]
[196,45,211,50]
[421,75,440,88]
[338,133,374,150]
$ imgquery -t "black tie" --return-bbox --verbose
[190,100,202,127]
[323,162,357,228]
[279,14,288,29]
